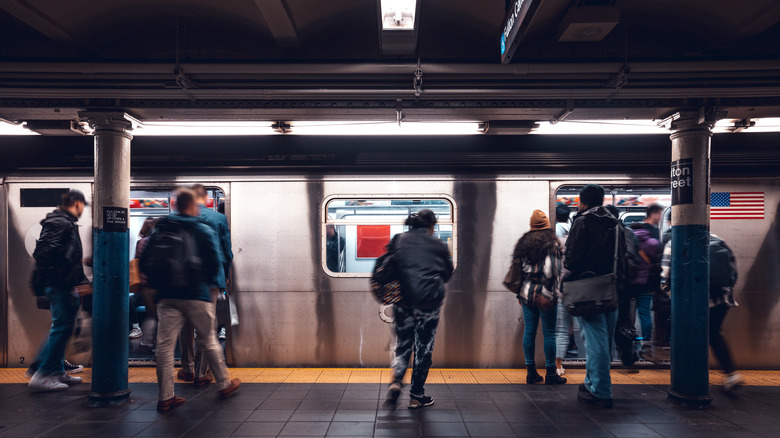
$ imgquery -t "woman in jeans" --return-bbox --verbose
[386,209,454,409]
[512,210,567,385]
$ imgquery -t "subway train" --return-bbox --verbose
[0,134,778,370]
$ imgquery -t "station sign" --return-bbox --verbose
[500,0,540,64]
[670,158,694,205]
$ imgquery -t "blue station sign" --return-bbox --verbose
[500,0,540,64]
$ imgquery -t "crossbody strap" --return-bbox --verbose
[613,225,620,275]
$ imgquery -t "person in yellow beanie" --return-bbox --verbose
[510,209,566,385]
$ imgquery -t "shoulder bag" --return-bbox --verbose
[503,258,524,294]
[562,225,620,317]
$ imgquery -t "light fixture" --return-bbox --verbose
[0,120,38,135]
[714,118,780,133]
[132,121,278,136]
[530,120,667,135]
[290,121,482,135]
[380,0,417,30]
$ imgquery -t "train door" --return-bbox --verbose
[0,181,6,366]
[555,185,670,364]
[5,182,94,369]
[128,187,228,365]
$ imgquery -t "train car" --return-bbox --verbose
[2,169,778,369]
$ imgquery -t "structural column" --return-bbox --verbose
[79,112,135,405]
[662,111,714,408]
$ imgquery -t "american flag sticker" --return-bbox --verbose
[711,192,765,220]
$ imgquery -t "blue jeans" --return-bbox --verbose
[522,303,557,368]
[636,293,653,342]
[556,301,584,359]
[578,309,618,399]
[33,286,80,377]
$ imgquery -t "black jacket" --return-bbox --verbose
[394,228,454,310]
[32,209,87,290]
[564,206,628,287]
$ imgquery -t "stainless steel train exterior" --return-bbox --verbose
[2,172,778,369]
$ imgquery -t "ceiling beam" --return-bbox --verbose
[253,0,300,49]
[0,0,84,50]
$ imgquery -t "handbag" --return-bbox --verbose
[562,225,620,317]
[502,258,524,294]
[129,258,142,293]
[369,235,403,305]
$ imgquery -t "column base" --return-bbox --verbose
[88,389,132,407]
[667,389,712,409]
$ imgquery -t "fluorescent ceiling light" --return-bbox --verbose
[133,121,277,136]
[0,120,38,135]
[290,121,482,135]
[714,117,780,133]
[380,0,417,30]
[530,120,666,135]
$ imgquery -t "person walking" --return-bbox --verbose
[27,190,90,392]
[512,210,566,385]
[386,209,454,409]
[657,232,743,391]
[179,184,233,386]
[142,188,239,412]
[564,184,627,408]
[135,217,159,351]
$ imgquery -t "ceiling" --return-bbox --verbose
[1,0,780,133]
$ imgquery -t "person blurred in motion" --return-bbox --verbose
[386,209,454,409]
[27,190,89,392]
[628,220,662,354]
[512,209,566,385]
[142,188,239,412]
[656,232,743,390]
[564,185,627,408]
[178,184,233,385]
[134,217,159,349]
[638,203,663,241]
[604,204,641,367]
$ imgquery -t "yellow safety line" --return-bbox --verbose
[2,368,775,386]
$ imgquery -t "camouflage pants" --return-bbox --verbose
[391,305,441,396]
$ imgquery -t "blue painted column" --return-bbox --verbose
[80,112,136,405]
[662,110,716,408]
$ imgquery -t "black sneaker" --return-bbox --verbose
[408,394,434,409]
[577,388,613,408]
[63,360,84,374]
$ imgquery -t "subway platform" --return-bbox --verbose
[1,368,779,437]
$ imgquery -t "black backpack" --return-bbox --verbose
[622,227,641,283]
[709,237,735,290]
[140,225,202,289]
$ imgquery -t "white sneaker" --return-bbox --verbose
[556,366,566,377]
[59,373,82,385]
[129,327,143,339]
[218,327,226,340]
[724,372,744,391]
[28,372,68,392]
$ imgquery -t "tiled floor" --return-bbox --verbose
[1,378,779,437]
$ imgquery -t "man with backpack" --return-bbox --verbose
[141,188,240,412]
[27,190,90,392]
[656,232,742,391]
[178,184,234,385]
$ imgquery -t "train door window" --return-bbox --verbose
[323,197,456,276]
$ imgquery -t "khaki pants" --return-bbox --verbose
[155,291,229,401]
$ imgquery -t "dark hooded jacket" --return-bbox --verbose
[149,213,221,303]
[394,228,454,310]
[32,208,87,290]
[564,206,628,287]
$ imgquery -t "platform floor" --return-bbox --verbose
[1,368,779,437]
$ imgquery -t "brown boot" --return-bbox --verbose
[219,378,241,399]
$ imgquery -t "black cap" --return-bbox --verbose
[64,189,89,206]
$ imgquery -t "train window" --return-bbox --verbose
[323,197,456,276]
[556,186,671,228]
